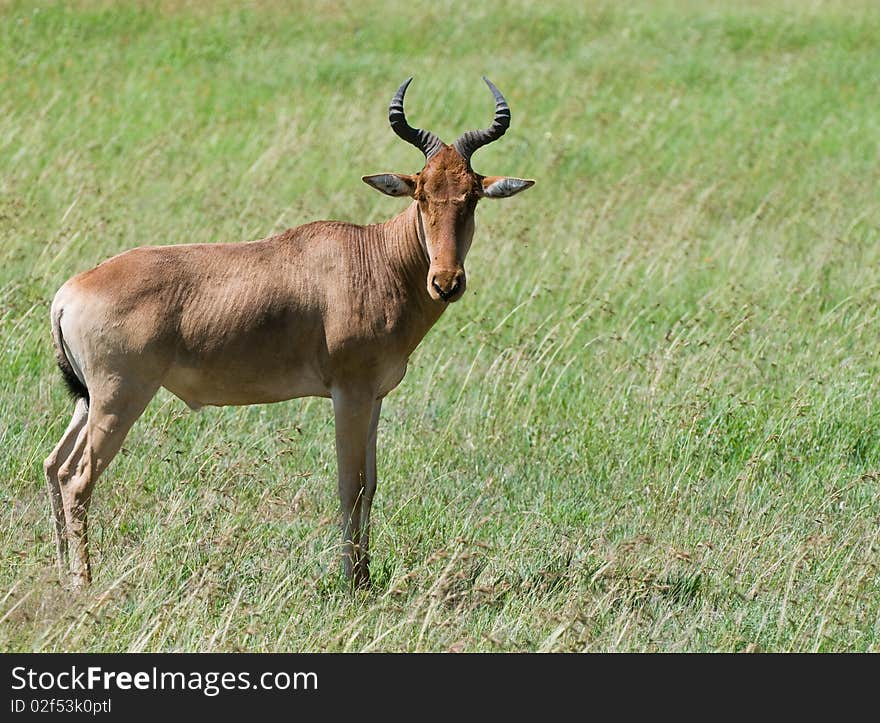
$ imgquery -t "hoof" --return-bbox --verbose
[64,573,90,592]
[353,568,371,590]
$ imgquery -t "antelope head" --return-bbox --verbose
[363,77,534,303]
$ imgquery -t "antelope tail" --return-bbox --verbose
[50,299,89,403]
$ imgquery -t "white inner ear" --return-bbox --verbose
[483,177,534,198]
[364,174,413,197]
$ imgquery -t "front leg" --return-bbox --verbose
[332,388,382,588]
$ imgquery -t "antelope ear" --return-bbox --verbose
[480,176,535,198]
[362,173,416,197]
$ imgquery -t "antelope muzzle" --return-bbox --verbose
[429,267,466,303]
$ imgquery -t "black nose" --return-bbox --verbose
[432,277,460,301]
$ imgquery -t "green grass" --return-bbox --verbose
[1,0,879,651]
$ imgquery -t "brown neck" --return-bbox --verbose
[378,202,446,351]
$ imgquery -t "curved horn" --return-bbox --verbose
[389,77,445,160]
[453,77,511,163]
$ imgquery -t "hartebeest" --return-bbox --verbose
[44,77,533,589]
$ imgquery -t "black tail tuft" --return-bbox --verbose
[57,354,89,402]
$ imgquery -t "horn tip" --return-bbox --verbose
[393,76,414,98]
[481,76,507,105]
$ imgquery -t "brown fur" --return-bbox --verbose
[45,122,532,590]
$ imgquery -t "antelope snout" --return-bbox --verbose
[429,268,466,303]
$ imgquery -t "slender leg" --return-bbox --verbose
[332,388,380,587]
[59,388,154,589]
[43,397,89,577]
[358,398,382,580]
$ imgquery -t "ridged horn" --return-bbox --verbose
[389,77,445,160]
[452,77,511,163]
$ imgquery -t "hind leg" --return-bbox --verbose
[44,397,89,578]
[59,387,155,589]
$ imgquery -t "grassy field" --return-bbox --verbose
[1,0,879,652]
